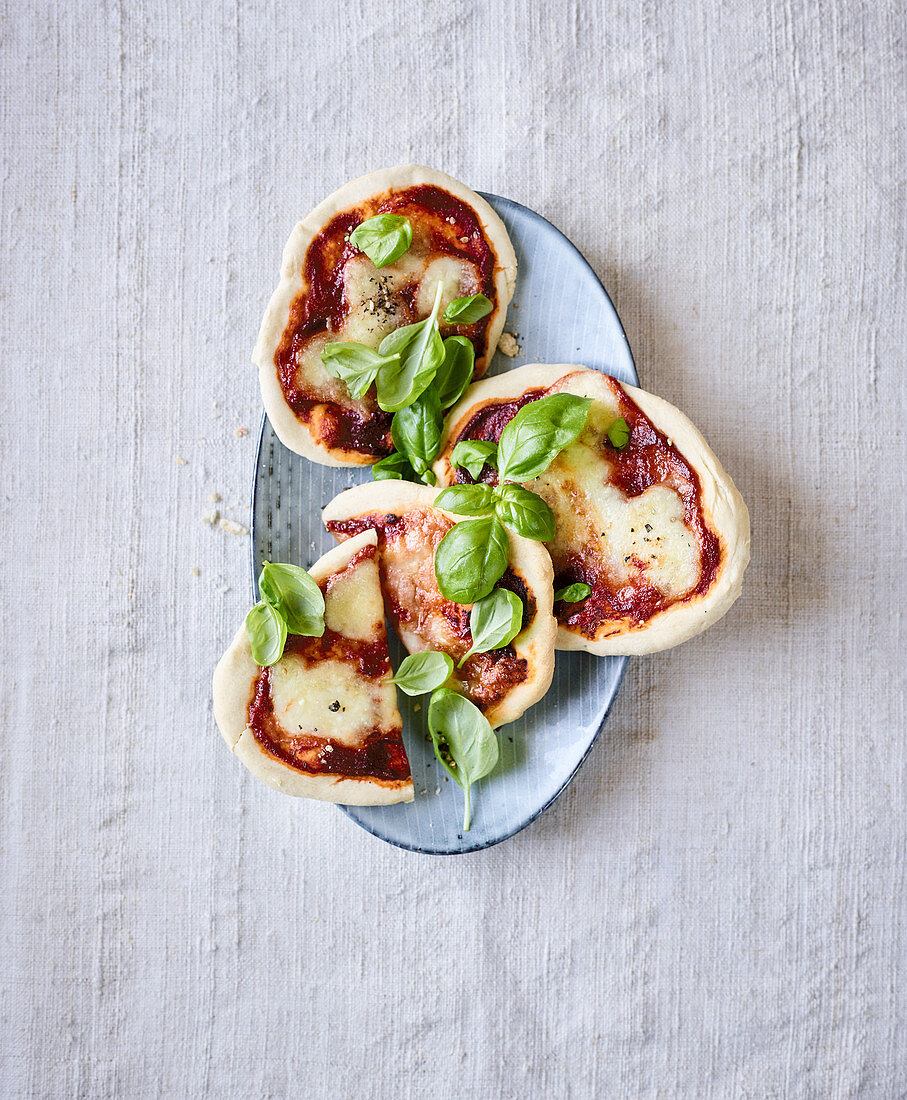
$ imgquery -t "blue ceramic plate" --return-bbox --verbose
[250,194,638,854]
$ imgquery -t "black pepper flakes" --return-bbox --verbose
[328,700,341,712]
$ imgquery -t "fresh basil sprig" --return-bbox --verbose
[450,439,498,480]
[258,562,326,637]
[349,214,413,268]
[493,483,556,541]
[245,601,287,667]
[458,589,523,667]
[375,281,446,412]
[434,514,508,604]
[442,293,493,325]
[607,416,630,450]
[372,450,417,482]
[496,394,592,483]
[245,561,325,665]
[435,336,476,409]
[321,343,398,399]
[390,651,453,695]
[432,395,592,603]
[391,388,442,485]
[428,687,499,831]
[555,582,592,603]
[434,483,497,516]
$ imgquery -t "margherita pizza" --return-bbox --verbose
[253,165,517,467]
[212,531,413,804]
[322,481,556,728]
[433,364,750,654]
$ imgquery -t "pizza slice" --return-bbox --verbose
[322,482,556,728]
[433,364,750,655]
[212,530,413,804]
[253,165,517,467]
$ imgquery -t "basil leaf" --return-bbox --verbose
[321,342,397,399]
[493,483,556,542]
[428,687,499,831]
[435,336,475,409]
[372,450,417,482]
[496,393,592,483]
[376,282,445,411]
[442,293,493,325]
[258,562,325,637]
[434,484,497,517]
[607,416,630,450]
[349,214,412,268]
[555,582,592,603]
[458,588,523,667]
[434,514,508,603]
[390,651,454,696]
[391,388,442,483]
[245,601,288,667]
[450,439,498,481]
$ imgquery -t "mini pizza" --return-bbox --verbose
[212,531,413,804]
[433,365,750,655]
[253,165,517,467]
[322,482,556,728]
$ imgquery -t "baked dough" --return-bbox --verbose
[253,165,517,467]
[433,364,750,655]
[212,531,413,804]
[322,481,556,728]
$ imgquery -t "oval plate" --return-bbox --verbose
[251,194,638,854]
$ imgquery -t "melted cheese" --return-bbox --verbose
[324,561,385,641]
[268,656,391,746]
[414,256,481,316]
[531,432,700,598]
[379,509,468,652]
[267,549,398,748]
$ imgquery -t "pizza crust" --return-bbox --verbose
[212,530,414,804]
[253,165,517,467]
[322,480,556,728]
[434,364,750,655]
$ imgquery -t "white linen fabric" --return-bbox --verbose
[1,2,904,1097]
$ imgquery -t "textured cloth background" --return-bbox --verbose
[1,2,904,1097]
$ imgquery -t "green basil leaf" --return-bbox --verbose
[442,293,493,325]
[245,601,288,667]
[390,651,454,695]
[554,582,592,603]
[434,515,508,603]
[375,282,445,411]
[434,484,497,517]
[496,393,593,483]
[458,588,523,667]
[493,483,556,542]
[435,336,476,409]
[607,416,630,450]
[428,687,499,831]
[349,214,413,268]
[450,439,498,480]
[321,342,397,399]
[372,450,417,482]
[391,388,442,482]
[258,562,325,637]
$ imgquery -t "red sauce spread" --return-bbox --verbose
[247,545,410,783]
[325,511,532,711]
[452,375,722,633]
[275,185,498,458]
